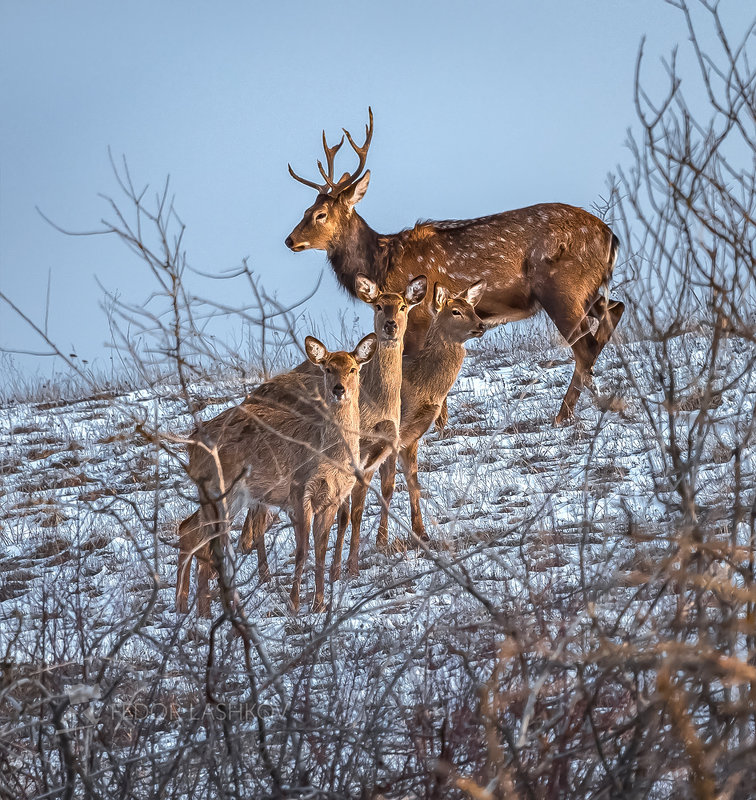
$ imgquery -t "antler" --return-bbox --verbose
[288,107,374,196]
[316,130,344,191]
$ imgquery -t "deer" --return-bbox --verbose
[239,274,428,581]
[285,109,624,425]
[333,273,427,578]
[340,280,487,567]
[175,333,377,616]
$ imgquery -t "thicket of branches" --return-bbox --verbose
[0,1,754,798]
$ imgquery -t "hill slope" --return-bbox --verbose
[1,325,754,797]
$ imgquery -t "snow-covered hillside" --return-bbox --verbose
[1,325,754,797]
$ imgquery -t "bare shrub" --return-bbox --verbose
[0,2,755,798]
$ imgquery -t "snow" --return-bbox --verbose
[0,326,754,793]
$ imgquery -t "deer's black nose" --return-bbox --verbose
[384,320,398,335]
[332,384,345,399]
[285,236,294,249]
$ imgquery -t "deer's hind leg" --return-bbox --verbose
[589,294,625,353]
[176,510,200,614]
[534,274,602,424]
[240,503,274,583]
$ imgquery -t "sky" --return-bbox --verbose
[0,1,751,380]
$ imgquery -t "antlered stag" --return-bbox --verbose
[285,109,624,424]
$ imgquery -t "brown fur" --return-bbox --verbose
[371,281,486,552]
[332,275,427,578]
[175,334,377,616]
[285,113,624,424]
[241,276,428,581]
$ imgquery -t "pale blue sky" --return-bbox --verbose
[0,1,749,377]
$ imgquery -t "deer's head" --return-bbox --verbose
[305,334,378,405]
[354,273,428,347]
[431,281,487,343]
[286,109,373,253]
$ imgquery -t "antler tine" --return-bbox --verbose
[317,131,345,190]
[331,107,374,195]
[343,107,373,168]
[344,106,373,161]
[321,130,344,184]
[288,163,326,192]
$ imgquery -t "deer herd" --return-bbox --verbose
[175,110,624,616]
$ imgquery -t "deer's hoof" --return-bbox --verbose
[311,597,328,613]
[346,559,359,578]
[406,532,429,550]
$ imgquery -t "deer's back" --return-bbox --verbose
[189,373,326,509]
[382,203,613,315]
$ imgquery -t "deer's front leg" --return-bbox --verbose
[399,438,429,545]
[375,451,398,553]
[289,501,313,613]
[312,503,340,612]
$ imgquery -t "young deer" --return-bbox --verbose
[332,273,427,579]
[369,280,486,554]
[240,275,428,581]
[176,333,377,615]
[286,109,624,424]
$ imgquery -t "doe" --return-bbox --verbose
[176,333,377,615]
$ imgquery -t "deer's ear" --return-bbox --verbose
[342,170,370,209]
[305,336,328,365]
[405,275,428,306]
[432,283,449,314]
[355,273,380,304]
[462,280,487,307]
[352,333,378,364]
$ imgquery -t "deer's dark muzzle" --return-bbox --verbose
[332,384,345,400]
[286,236,308,253]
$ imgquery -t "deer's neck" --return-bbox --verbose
[327,213,388,294]
[406,328,466,405]
[321,398,361,463]
[359,341,403,426]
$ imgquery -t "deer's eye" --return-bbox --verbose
[400,304,407,312]
[375,304,382,311]
[350,367,357,374]
[452,309,462,317]
[325,367,332,373]
[315,212,327,223]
